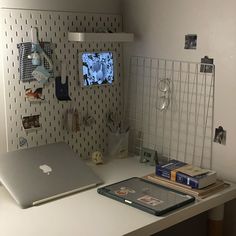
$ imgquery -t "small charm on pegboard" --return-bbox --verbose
[214,126,226,145]
[25,87,45,102]
[22,114,42,132]
[19,137,28,148]
[65,108,80,132]
[184,34,197,50]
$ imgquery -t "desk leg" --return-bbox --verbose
[207,204,224,236]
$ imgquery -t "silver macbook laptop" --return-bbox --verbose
[0,142,103,208]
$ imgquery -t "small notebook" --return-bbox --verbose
[98,177,195,216]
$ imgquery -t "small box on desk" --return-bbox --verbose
[156,159,217,189]
[175,169,217,189]
[156,159,187,181]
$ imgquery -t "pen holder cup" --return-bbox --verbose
[108,131,129,159]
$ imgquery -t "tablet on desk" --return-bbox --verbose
[98,177,195,216]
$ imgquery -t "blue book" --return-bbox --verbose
[156,159,187,180]
[156,159,217,189]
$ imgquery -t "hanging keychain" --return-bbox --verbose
[66,107,79,132]
[29,27,41,66]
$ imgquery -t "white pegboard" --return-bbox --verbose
[0,9,123,159]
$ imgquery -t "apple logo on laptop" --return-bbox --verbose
[39,164,52,175]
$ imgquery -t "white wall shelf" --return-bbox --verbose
[68,32,134,42]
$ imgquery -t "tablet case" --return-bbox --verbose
[98,177,195,216]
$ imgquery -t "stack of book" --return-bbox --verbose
[156,159,217,189]
[143,173,227,199]
[141,159,229,199]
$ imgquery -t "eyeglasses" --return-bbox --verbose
[156,78,171,111]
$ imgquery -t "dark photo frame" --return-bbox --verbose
[184,34,197,49]
[214,126,226,145]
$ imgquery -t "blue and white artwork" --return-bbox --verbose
[81,52,114,86]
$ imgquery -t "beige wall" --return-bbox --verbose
[0,0,121,14]
[122,1,236,235]
[122,0,236,183]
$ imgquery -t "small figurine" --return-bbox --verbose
[92,151,104,165]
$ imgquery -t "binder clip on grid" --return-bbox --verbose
[28,27,53,84]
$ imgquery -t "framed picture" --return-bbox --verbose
[214,126,226,145]
[184,34,197,49]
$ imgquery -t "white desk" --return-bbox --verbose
[0,157,235,236]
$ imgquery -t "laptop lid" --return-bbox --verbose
[0,142,103,208]
[98,177,195,216]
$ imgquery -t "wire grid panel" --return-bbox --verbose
[127,56,215,169]
[0,9,123,159]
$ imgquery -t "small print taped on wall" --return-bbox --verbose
[25,87,45,102]
[22,115,41,132]
[184,34,197,50]
[200,56,214,73]
[214,126,226,145]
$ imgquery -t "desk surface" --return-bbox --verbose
[0,157,236,236]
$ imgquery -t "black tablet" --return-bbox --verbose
[97,177,195,216]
